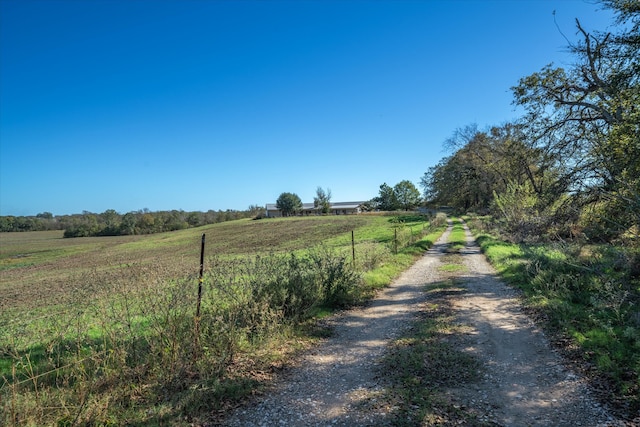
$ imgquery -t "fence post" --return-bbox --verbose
[194,233,205,357]
[351,230,355,265]
[394,227,398,254]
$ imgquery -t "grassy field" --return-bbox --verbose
[1,213,443,426]
[0,216,394,315]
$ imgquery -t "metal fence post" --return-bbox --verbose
[194,233,205,357]
[351,230,355,265]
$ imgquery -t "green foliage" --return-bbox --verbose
[393,180,422,211]
[313,187,332,214]
[276,192,302,217]
[422,2,639,243]
[492,181,544,241]
[421,123,546,215]
[372,180,422,211]
[372,182,399,211]
[510,1,640,241]
[2,208,260,236]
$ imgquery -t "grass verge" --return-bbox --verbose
[372,279,494,426]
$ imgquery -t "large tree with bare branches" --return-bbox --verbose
[512,0,639,240]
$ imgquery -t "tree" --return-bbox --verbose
[393,180,421,211]
[373,183,398,211]
[120,212,137,235]
[276,192,302,217]
[512,1,640,239]
[100,209,121,235]
[421,151,488,212]
[421,123,566,218]
[313,187,332,214]
[421,130,504,213]
[247,204,266,218]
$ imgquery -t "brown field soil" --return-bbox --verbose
[0,216,376,317]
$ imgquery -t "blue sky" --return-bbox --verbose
[0,0,615,216]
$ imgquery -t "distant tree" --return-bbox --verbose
[276,192,302,217]
[163,210,188,231]
[56,207,259,238]
[186,211,202,227]
[64,212,100,237]
[120,212,137,235]
[394,180,422,211]
[137,213,156,234]
[374,183,399,211]
[247,204,266,218]
[99,209,121,235]
[314,187,332,214]
[0,216,16,232]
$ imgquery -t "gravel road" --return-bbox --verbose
[219,221,626,426]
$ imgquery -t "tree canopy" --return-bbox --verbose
[276,192,303,217]
[421,0,639,243]
[394,180,422,211]
[314,187,332,214]
[370,181,421,211]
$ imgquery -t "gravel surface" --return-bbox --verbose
[439,222,623,426]
[219,221,627,426]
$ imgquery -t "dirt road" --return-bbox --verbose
[221,221,623,426]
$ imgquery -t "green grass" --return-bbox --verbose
[439,263,467,273]
[361,223,447,290]
[1,213,446,426]
[467,217,640,418]
[446,219,467,253]
[372,280,491,426]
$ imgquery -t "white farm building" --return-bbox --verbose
[265,201,367,218]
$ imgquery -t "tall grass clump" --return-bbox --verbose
[447,219,466,252]
[207,248,364,326]
[467,216,640,418]
[1,246,365,426]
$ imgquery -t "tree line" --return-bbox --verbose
[0,206,265,236]
[420,0,638,244]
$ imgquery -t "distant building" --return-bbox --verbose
[265,201,367,218]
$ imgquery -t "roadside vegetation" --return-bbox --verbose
[1,213,445,426]
[466,215,639,418]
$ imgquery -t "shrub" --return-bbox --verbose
[431,212,448,228]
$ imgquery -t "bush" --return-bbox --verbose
[431,212,448,228]
[308,246,362,307]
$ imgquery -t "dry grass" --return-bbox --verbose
[0,216,369,315]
